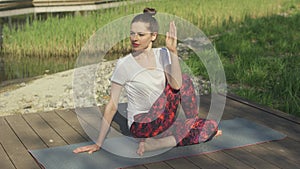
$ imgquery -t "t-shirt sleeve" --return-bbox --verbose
[159,47,172,67]
[110,58,127,86]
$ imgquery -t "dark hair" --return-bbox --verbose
[131,8,159,33]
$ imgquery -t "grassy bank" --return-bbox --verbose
[1,0,300,116]
[215,13,300,116]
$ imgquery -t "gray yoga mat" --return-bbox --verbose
[29,118,286,169]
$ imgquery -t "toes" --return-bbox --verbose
[137,142,145,156]
[216,130,222,137]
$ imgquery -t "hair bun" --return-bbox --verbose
[143,7,156,16]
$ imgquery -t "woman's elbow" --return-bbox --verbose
[170,80,182,90]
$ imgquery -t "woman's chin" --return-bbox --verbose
[132,48,144,54]
[132,47,142,51]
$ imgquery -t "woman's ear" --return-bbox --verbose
[151,32,158,41]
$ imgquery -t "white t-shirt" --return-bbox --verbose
[110,48,171,128]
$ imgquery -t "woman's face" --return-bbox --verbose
[130,21,157,52]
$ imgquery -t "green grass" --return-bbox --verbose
[213,13,300,116]
[1,0,300,116]
[2,0,289,57]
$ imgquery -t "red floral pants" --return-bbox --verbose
[129,74,218,146]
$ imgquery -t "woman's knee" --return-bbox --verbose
[182,74,192,82]
[204,119,218,131]
[130,123,150,138]
[181,74,194,89]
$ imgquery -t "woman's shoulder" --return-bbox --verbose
[153,47,170,58]
[153,47,171,67]
[116,53,133,65]
[153,47,169,57]
[153,47,168,52]
[154,47,170,53]
[119,53,133,60]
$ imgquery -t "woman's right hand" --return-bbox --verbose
[73,144,100,154]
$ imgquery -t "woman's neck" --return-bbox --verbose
[132,48,153,59]
[132,49,156,69]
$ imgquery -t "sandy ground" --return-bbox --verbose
[0,60,117,117]
[0,69,75,116]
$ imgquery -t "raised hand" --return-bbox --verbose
[166,21,177,53]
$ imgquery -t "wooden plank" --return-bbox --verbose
[259,138,300,165]
[0,1,31,7]
[226,95,299,124]
[33,2,95,7]
[0,0,146,17]
[186,155,227,169]
[0,1,32,11]
[0,93,298,169]
[243,142,300,168]
[201,94,300,126]
[125,165,147,169]
[0,117,40,169]
[39,111,87,144]
[68,107,106,140]
[223,146,280,169]
[199,95,300,140]
[227,94,300,124]
[33,0,96,2]
[23,113,68,147]
[198,95,211,110]
[5,115,47,150]
[225,98,300,141]
[70,106,125,138]
[0,143,15,169]
[55,109,90,140]
[164,158,200,169]
[198,95,237,120]
[144,162,172,169]
[32,0,118,6]
[206,151,252,169]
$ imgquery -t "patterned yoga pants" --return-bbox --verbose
[129,74,218,146]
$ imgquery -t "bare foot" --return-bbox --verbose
[136,131,222,156]
[215,130,222,137]
[136,136,176,156]
[144,138,164,151]
[136,141,145,156]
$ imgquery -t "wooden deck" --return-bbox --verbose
[0,0,148,17]
[0,94,300,169]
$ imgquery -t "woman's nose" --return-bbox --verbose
[132,34,139,40]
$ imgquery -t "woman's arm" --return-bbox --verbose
[73,82,123,154]
[165,21,182,90]
[94,82,122,147]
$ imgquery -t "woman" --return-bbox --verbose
[73,8,222,156]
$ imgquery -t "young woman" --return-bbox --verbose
[73,8,222,156]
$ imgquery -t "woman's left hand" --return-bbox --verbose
[166,21,177,53]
